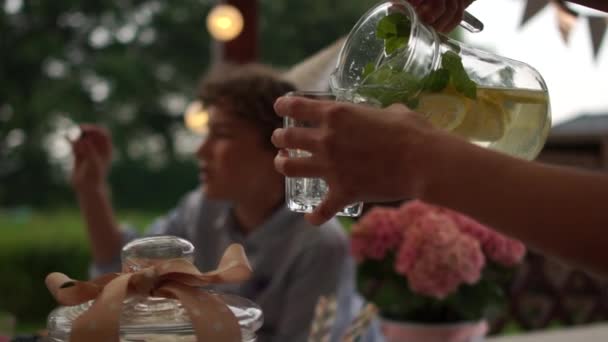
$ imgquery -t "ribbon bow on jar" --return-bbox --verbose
[45,244,252,342]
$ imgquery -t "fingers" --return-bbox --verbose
[411,0,466,33]
[274,96,331,123]
[385,102,412,113]
[81,140,104,168]
[434,0,463,33]
[385,103,430,127]
[450,0,469,32]
[77,124,112,162]
[417,0,446,27]
[71,138,86,166]
[71,136,96,161]
[274,150,325,178]
[79,124,109,141]
[271,127,325,152]
[306,191,349,226]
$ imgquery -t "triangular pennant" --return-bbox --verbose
[520,0,549,27]
[554,2,578,43]
[587,16,608,59]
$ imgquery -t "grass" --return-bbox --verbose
[0,206,159,239]
[0,206,162,334]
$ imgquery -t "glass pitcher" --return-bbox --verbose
[284,0,551,216]
[45,236,263,342]
[330,0,551,160]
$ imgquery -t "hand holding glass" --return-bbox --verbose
[284,91,364,217]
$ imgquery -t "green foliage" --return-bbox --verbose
[357,252,513,323]
[441,51,477,99]
[357,64,423,107]
[358,49,478,108]
[376,12,411,54]
[0,0,210,208]
[0,239,90,326]
[0,208,158,329]
[109,159,197,211]
[423,68,450,92]
[357,12,476,108]
[260,0,375,66]
[1,0,377,210]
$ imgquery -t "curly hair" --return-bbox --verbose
[197,63,296,149]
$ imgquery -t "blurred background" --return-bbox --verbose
[1,0,607,335]
[0,0,375,333]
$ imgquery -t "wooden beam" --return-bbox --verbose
[222,0,258,63]
[602,137,608,170]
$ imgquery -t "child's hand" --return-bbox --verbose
[70,125,113,192]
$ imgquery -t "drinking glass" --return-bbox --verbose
[284,91,364,218]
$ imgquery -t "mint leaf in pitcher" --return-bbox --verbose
[358,64,422,107]
[422,68,450,92]
[442,51,477,99]
[362,62,376,79]
[385,37,408,55]
[376,13,411,54]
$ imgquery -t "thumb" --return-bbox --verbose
[305,191,349,226]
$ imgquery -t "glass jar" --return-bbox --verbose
[45,236,263,342]
[330,0,551,160]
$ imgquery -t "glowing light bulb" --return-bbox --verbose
[184,101,209,134]
[206,4,244,42]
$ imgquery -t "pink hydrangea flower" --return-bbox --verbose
[482,234,526,267]
[442,207,526,266]
[395,199,438,228]
[350,200,526,300]
[351,206,402,262]
[395,213,485,299]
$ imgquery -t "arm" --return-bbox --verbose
[73,125,195,271]
[77,185,123,265]
[272,97,608,275]
[71,126,122,266]
[420,130,608,275]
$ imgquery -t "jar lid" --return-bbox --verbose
[46,236,263,341]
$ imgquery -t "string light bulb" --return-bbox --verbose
[206,4,244,41]
[184,101,209,134]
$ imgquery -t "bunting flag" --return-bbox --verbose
[588,16,608,58]
[520,0,549,27]
[554,1,578,43]
[520,0,608,60]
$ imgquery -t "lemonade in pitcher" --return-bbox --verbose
[286,0,551,216]
[330,1,551,160]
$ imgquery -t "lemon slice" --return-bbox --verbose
[417,94,468,131]
[452,96,506,142]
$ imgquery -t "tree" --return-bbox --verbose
[0,0,213,208]
[0,0,376,208]
[260,0,375,67]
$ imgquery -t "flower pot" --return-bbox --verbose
[380,318,488,342]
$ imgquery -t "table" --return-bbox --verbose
[487,323,608,342]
